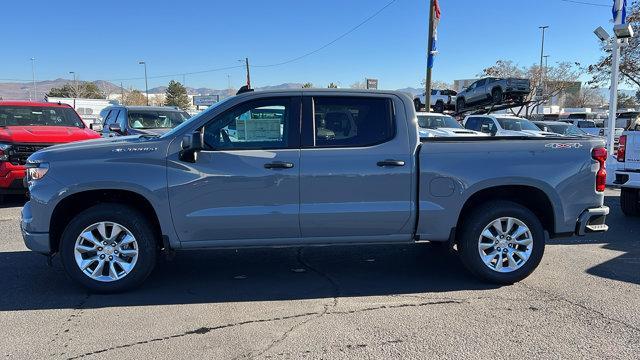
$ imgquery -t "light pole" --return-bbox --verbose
[542,54,550,96]
[139,61,149,106]
[30,57,36,101]
[69,71,77,97]
[238,58,251,89]
[537,26,549,114]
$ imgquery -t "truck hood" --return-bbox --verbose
[0,126,100,143]
[28,134,165,163]
[419,127,488,137]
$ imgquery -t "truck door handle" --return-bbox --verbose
[264,161,294,169]
[377,159,405,167]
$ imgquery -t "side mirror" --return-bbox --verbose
[180,131,204,163]
[108,124,124,134]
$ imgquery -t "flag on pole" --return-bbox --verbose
[612,0,627,24]
[427,0,441,69]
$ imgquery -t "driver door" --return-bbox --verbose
[167,96,302,243]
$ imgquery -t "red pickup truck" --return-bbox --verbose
[0,101,100,200]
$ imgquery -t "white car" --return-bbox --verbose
[417,112,487,138]
[615,131,640,216]
[414,89,457,113]
[463,114,559,137]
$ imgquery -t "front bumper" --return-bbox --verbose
[575,206,609,236]
[0,163,27,194]
[21,201,51,254]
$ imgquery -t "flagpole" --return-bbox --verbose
[425,0,435,112]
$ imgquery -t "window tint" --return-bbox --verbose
[311,97,393,147]
[475,79,486,87]
[0,106,85,127]
[465,117,480,131]
[104,109,118,126]
[481,118,496,133]
[202,98,295,150]
[116,109,127,128]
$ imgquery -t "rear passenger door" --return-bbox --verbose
[298,95,414,242]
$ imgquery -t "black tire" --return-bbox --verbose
[434,101,445,114]
[457,200,545,284]
[456,98,465,112]
[621,187,640,216]
[414,99,422,112]
[59,203,158,293]
[492,88,503,104]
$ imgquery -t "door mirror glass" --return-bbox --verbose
[180,131,204,162]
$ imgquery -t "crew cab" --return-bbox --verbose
[94,106,190,137]
[417,112,486,138]
[456,77,530,111]
[413,89,457,113]
[0,101,100,201]
[21,89,608,292]
[616,131,640,216]
[463,115,559,137]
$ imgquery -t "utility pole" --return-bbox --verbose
[537,26,549,114]
[139,60,149,106]
[608,0,626,156]
[30,57,36,101]
[244,58,251,89]
[424,0,435,112]
[69,71,77,97]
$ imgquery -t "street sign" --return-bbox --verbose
[193,95,219,107]
[366,78,378,90]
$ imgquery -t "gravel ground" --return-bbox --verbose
[0,188,638,359]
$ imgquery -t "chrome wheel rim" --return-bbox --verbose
[73,222,138,282]
[478,217,533,273]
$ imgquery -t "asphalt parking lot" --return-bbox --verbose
[0,188,638,359]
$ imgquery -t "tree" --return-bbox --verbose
[350,81,366,89]
[479,59,582,117]
[618,92,638,108]
[164,80,190,110]
[327,82,338,88]
[122,90,147,106]
[588,1,640,88]
[564,88,605,108]
[302,82,314,88]
[46,82,105,99]
[420,79,453,91]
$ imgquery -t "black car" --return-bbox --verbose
[94,106,191,137]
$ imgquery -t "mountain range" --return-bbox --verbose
[0,79,423,100]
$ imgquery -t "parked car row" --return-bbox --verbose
[615,131,640,216]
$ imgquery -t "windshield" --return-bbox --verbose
[0,106,85,128]
[161,96,234,138]
[128,110,190,129]
[547,123,587,136]
[496,117,539,131]
[417,114,462,129]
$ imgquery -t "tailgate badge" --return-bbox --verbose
[545,143,583,149]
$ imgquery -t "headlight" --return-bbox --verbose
[0,143,11,161]
[26,162,49,181]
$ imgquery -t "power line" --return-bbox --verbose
[559,0,610,8]
[253,0,398,67]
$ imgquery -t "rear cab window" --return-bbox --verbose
[303,96,394,148]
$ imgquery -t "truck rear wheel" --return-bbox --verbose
[492,88,503,104]
[456,98,465,112]
[59,203,158,293]
[457,201,545,284]
[621,187,640,216]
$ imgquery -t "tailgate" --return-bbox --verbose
[622,132,640,171]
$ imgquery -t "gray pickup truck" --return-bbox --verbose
[456,77,531,111]
[21,89,609,292]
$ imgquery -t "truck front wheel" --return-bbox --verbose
[457,201,545,284]
[620,187,640,216]
[59,203,158,293]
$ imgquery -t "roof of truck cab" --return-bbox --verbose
[0,101,72,108]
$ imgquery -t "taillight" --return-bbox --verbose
[592,147,607,192]
[617,135,627,162]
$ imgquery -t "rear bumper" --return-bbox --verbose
[615,170,640,189]
[575,206,609,236]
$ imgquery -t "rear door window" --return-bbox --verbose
[465,117,481,131]
[305,97,394,148]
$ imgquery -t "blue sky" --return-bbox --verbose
[0,0,620,90]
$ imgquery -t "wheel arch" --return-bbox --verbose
[49,189,166,253]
